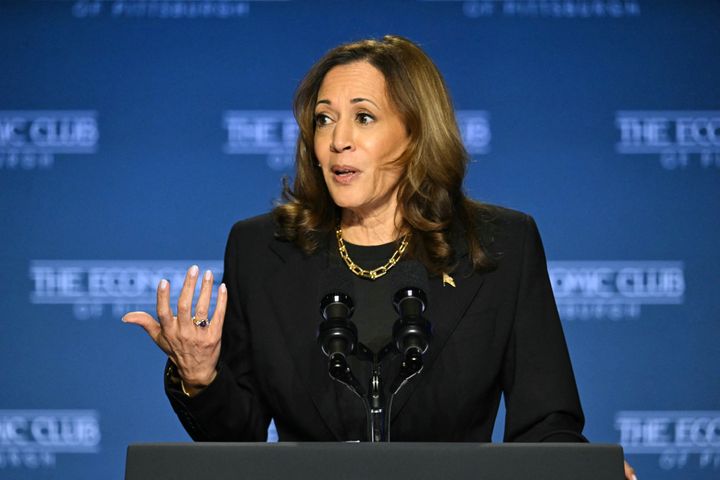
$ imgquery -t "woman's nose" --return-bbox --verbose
[330,119,354,153]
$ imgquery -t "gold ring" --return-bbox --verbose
[192,316,210,328]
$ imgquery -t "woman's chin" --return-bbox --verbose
[328,190,362,209]
[332,198,363,211]
[329,189,398,217]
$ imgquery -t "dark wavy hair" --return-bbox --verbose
[273,35,494,276]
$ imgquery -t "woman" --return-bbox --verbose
[124,35,635,479]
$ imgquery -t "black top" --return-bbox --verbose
[338,240,403,355]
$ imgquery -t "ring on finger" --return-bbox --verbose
[192,316,210,328]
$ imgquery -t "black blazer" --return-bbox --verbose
[166,205,586,443]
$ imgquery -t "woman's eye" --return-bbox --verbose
[315,113,331,126]
[356,113,374,125]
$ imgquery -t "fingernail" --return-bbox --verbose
[632,475,637,480]
[189,265,199,277]
[159,279,168,289]
[220,283,227,293]
[204,270,212,281]
[121,315,127,323]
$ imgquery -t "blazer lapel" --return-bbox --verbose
[263,236,349,440]
[389,236,487,421]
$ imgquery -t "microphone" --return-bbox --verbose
[317,266,357,378]
[391,261,432,373]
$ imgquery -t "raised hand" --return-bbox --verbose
[123,265,227,395]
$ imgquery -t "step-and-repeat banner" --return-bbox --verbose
[1,1,718,479]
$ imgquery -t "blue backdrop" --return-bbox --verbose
[1,1,719,479]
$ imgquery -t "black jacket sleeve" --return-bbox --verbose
[501,214,587,442]
[164,222,272,441]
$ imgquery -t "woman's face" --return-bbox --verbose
[314,61,410,219]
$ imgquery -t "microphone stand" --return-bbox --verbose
[319,287,431,442]
[369,362,385,442]
[364,346,424,442]
[324,341,428,442]
[324,351,376,443]
[385,348,425,441]
[322,342,384,442]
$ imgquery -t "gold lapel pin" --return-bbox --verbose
[442,272,456,288]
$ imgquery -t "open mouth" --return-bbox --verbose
[332,166,358,176]
[330,165,359,184]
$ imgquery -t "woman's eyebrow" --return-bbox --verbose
[315,97,379,108]
[350,97,379,107]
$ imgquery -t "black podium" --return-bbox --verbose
[125,442,625,480]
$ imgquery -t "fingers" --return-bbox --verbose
[122,311,168,352]
[156,278,174,328]
[194,270,214,323]
[210,282,228,332]
[124,266,224,378]
[177,265,200,330]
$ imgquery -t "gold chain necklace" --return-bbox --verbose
[336,227,410,280]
